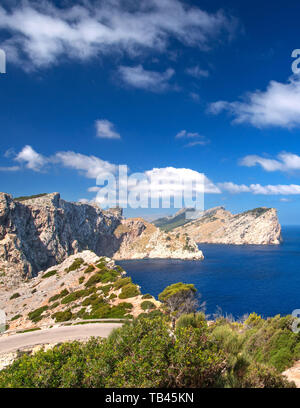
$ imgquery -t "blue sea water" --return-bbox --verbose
[118,226,300,319]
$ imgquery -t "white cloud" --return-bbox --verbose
[0,166,20,172]
[54,151,117,179]
[176,130,209,146]
[15,145,47,171]
[185,66,209,78]
[209,76,300,128]
[119,65,175,91]
[219,182,300,195]
[280,198,291,202]
[95,119,120,139]
[240,152,300,172]
[0,1,236,70]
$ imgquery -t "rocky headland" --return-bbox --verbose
[154,206,282,245]
[0,192,203,288]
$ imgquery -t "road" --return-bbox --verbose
[0,323,122,354]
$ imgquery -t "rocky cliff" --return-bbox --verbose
[172,206,282,245]
[113,218,204,260]
[0,193,203,287]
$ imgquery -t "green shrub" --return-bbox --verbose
[141,301,156,311]
[119,284,140,299]
[84,265,95,274]
[109,293,117,300]
[100,284,113,296]
[0,315,294,388]
[141,294,153,299]
[42,270,57,279]
[28,306,48,322]
[65,258,84,273]
[11,314,22,321]
[10,293,20,300]
[78,276,85,284]
[176,312,206,329]
[49,293,60,303]
[49,302,60,310]
[53,310,72,322]
[61,289,91,305]
[113,277,132,290]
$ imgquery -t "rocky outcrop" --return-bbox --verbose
[172,207,282,245]
[0,250,161,334]
[0,192,123,287]
[0,193,203,287]
[113,218,204,260]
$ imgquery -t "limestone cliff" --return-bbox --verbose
[0,192,203,287]
[113,218,204,260]
[172,206,282,245]
[0,192,122,287]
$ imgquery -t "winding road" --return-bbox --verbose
[0,322,122,354]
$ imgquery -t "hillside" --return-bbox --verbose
[0,250,160,334]
[154,206,282,245]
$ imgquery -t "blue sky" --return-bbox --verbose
[1,0,300,224]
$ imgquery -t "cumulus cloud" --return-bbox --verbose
[240,152,300,172]
[185,65,209,78]
[95,119,121,139]
[15,145,47,171]
[219,182,300,195]
[54,151,117,179]
[119,65,175,91]
[0,1,236,69]
[209,76,300,128]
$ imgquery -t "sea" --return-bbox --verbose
[118,226,300,319]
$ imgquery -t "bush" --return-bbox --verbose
[141,294,153,299]
[141,301,156,311]
[28,306,48,322]
[10,293,20,300]
[176,312,206,329]
[42,270,57,279]
[65,258,84,273]
[84,265,95,274]
[11,314,22,321]
[49,302,59,310]
[53,310,72,323]
[78,276,85,284]
[119,284,140,299]
[0,315,294,388]
[113,277,132,290]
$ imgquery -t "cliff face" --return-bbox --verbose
[113,218,204,260]
[173,207,282,245]
[0,193,122,287]
[0,193,203,287]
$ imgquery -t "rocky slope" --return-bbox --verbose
[171,206,282,245]
[0,250,161,334]
[0,192,203,287]
[113,218,204,260]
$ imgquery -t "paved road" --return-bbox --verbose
[0,323,122,354]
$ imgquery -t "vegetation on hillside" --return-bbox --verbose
[14,193,48,202]
[0,311,297,388]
